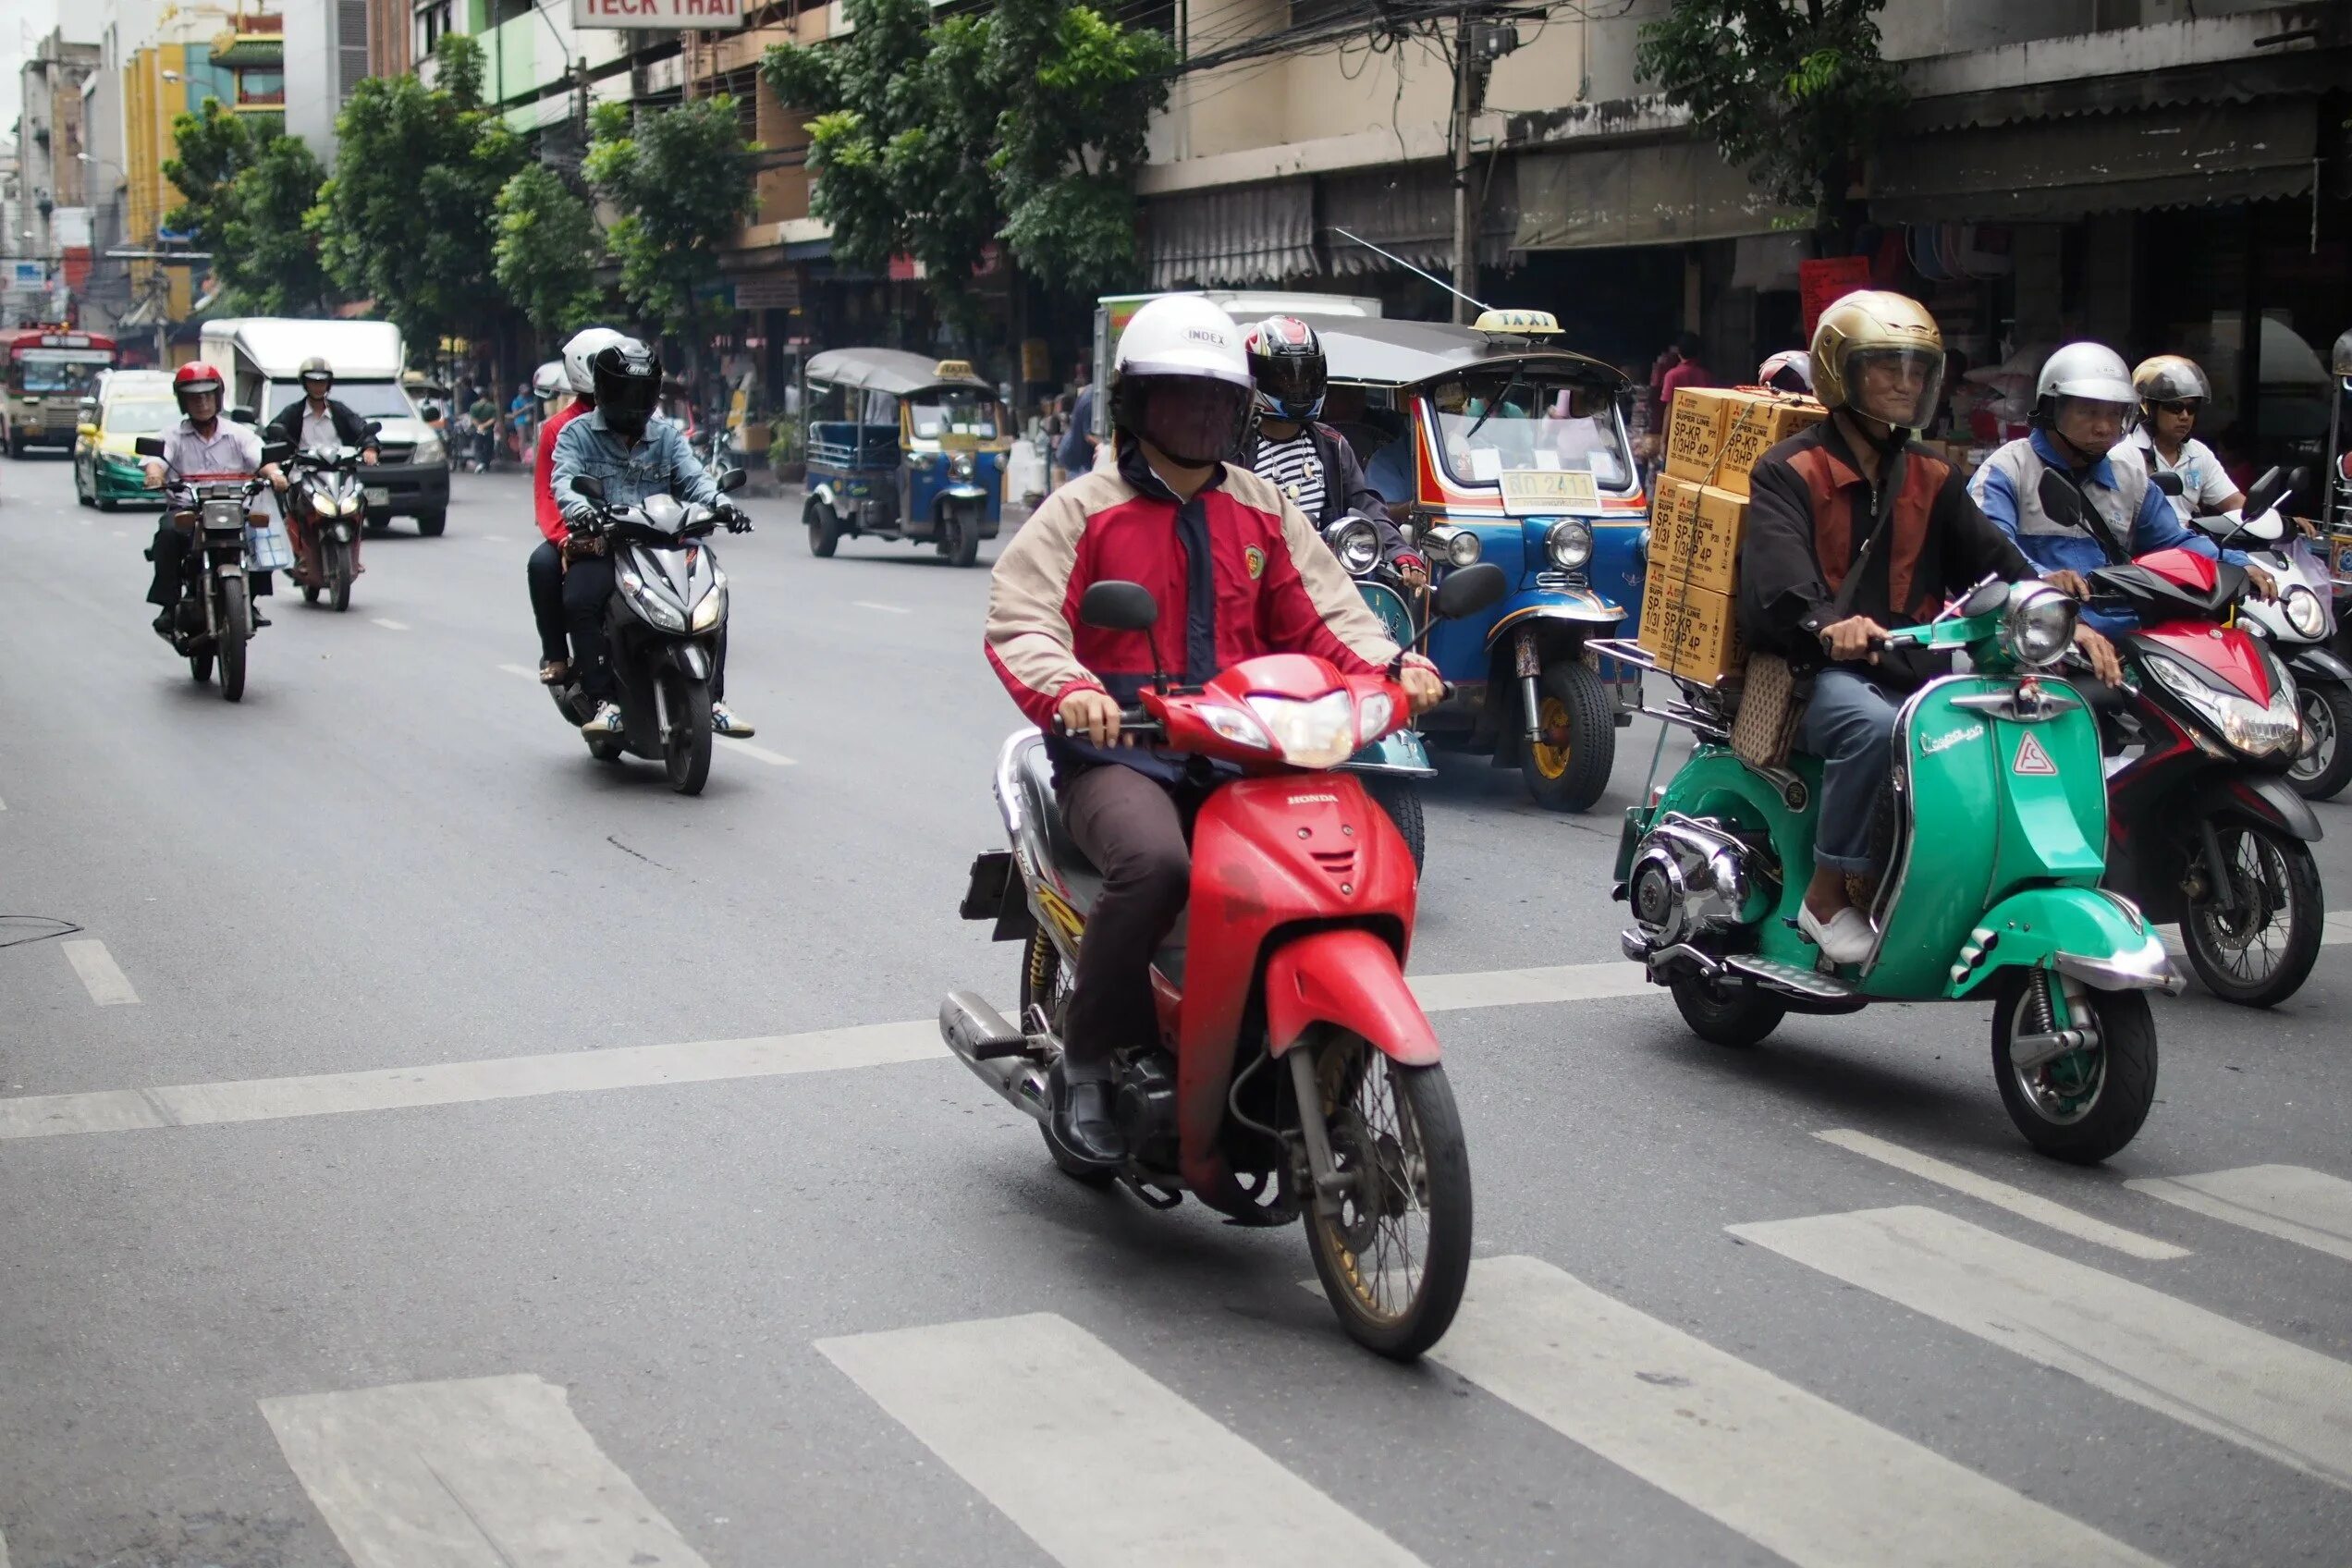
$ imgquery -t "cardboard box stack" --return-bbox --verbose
[1638,386,1826,683]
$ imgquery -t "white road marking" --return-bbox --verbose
[727,741,798,767]
[1816,1129,2187,1260]
[1413,959,1651,1011]
[1427,1256,2162,1568]
[0,1020,945,1140]
[497,663,538,679]
[2127,1166,2352,1265]
[60,939,140,1006]
[371,618,410,631]
[0,794,7,811]
[820,1313,1426,1568]
[851,599,911,614]
[262,1373,709,1568]
[475,533,512,543]
[1730,1205,2352,1490]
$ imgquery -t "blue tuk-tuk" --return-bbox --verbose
[802,349,1009,568]
[1306,309,1648,813]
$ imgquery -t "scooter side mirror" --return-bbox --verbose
[1079,580,1158,631]
[1435,560,1508,619]
[2241,465,2286,521]
[1960,579,2010,618]
[262,440,292,465]
[718,467,747,494]
[2149,470,2185,498]
[134,436,165,458]
[2035,469,2087,531]
[571,475,606,500]
[228,406,257,426]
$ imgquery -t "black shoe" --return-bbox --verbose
[152,609,174,638]
[252,613,272,629]
[1050,1068,1127,1170]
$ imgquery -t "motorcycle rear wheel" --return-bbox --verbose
[1670,972,1785,1047]
[1301,1033,1471,1360]
[2289,682,2351,801]
[217,579,250,704]
[2180,823,2322,1008]
[1991,972,2156,1164]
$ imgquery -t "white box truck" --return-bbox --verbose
[200,317,451,535]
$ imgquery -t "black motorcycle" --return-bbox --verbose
[137,435,289,703]
[549,470,750,794]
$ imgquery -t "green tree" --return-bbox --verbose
[160,98,255,247]
[217,135,337,314]
[1635,0,1905,239]
[312,34,523,347]
[494,164,606,339]
[988,0,1174,296]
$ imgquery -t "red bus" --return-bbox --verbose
[5,329,119,456]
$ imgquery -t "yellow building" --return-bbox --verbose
[121,16,246,332]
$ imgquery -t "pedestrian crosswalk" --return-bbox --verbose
[147,1159,2352,1564]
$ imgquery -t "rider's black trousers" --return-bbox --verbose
[1059,762,1192,1072]
[528,541,568,664]
[148,522,272,607]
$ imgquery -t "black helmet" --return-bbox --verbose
[1243,314,1326,423]
[591,338,660,438]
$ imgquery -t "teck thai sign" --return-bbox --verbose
[570,0,743,30]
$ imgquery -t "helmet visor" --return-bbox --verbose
[1137,377,1249,466]
[600,374,658,434]
[1844,347,1943,428]
[1252,352,1325,420]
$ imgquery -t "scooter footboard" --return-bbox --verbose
[1264,928,1439,1065]
[1947,887,2180,999]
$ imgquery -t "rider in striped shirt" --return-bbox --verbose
[1240,315,1425,586]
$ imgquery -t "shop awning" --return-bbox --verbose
[1870,99,2318,226]
[1513,140,1803,251]
[1143,180,1316,289]
[1320,162,1517,276]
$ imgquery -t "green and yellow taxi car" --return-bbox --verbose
[73,371,177,511]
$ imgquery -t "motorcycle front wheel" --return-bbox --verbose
[1991,971,2156,1164]
[217,578,250,704]
[2181,822,2322,1007]
[326,540,352,613]
[1363,776,1426,875]
[2289,682,2352,800]
[660,670,713,795]
[1300,1032,1471,1361]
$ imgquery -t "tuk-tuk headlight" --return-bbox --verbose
[2003,581,2076,668]
[949,450,976,482]
[1322,516,1380,576]
[1545,519,1594,570]
[1427,526,1481,569]
[2282,584,2327,639]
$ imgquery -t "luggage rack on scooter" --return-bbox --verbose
[1589,638,1733,742]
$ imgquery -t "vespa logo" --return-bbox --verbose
[1919,722,1983,757]
[1288,792,1340,805]
[2013,733,2059,776]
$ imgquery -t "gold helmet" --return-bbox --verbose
[1810,289,1944,429]
[2131,354,2211,408]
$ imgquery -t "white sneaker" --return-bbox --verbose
[1797,900,1877,965]
[579,701,625,736]
[710,702,755,739]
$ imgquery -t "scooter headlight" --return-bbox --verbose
[690,582,727,631]
[1244,690,1358,768]
[2282,584,2328,639]
[2003,581,2076,668]
[1356,691,1396,741]
[1196,704,1271,750]
[1544,519,1593,571]
[2144,652,2301,756]
[1322,516,1381,576]
[618,567,688,632]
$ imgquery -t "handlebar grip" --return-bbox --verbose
[1439,680,1457,701]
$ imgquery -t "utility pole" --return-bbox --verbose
[1449,6,1476,325]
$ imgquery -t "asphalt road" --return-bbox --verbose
[4,452,2352,1568]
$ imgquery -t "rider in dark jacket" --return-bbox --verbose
[1241,315,1427,585]
[264,357,381,459]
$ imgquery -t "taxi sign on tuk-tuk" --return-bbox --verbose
[934,359,975,382]
[1498,468,1600,516]
[1473,309,1562,338]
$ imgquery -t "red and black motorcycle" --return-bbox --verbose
[949,564,1503,1360]
[2040,469,2327,1008]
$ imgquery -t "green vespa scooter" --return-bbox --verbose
[1599,578,2177,1163]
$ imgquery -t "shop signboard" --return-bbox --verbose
[570,0,743,29]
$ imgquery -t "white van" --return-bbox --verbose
[199,317,452,535]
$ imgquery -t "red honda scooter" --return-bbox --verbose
[949,564,1504,1360]
[2039,470,2326,1009]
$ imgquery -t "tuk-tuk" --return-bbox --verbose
[802,349,1009,568]
[1309,309,1648,812]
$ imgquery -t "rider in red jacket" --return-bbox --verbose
[985,295,1441,1168]
[528,337,616,682]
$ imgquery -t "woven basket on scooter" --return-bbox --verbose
[1729,651,1806,770]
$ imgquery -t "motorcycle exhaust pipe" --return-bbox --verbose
[939,991,1049,1121]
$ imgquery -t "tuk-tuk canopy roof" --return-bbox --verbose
[1292,314,1628,393]
[805,347,992,399]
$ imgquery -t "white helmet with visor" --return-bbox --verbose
[561,326,628,397]
[1110,295,1254,467]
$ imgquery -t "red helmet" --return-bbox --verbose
[173,361,225,413]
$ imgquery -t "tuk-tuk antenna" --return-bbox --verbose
[1327,227,1491,315]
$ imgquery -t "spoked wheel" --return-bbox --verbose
[1670,971,1785,1047]
[1520,658,1614,813]
[2289,682,2352,800]
[1991,969,2157,1164]
[216,579,251,704]
[806,500,842,557]
[1300,1031,1471,1360]
[2181,821,2323,1007]
[659,671,713,795]
[1021,932,1114,1185]
[1363,776,1426,875]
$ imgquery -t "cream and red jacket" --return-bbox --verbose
[985,439,1403,750]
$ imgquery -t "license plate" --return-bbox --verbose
[1499,469,1599,516]
[364,486,390,508]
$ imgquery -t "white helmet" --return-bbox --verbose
[561,326,627,396]
[531,360,566,401]
[1110,295,1253,465]
[1757,349,1814,394]
[2035,342,2138,411]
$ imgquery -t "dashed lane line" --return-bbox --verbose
[60,939,140,1007]
[1816,1128,2188,1260]
[727,741,798,767]
[497,662,537,679]
[852,600,912,614]
[371,618,410,631]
